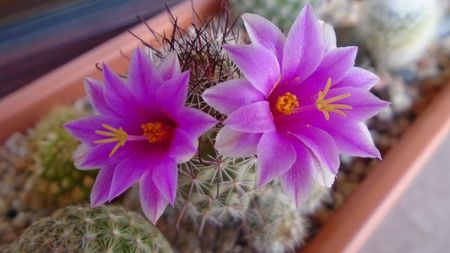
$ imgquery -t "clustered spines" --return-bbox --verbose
[177,137,257,230]
[158,182,316,253]
[7,205,173,253]
[142,8,242,120]
[30,106,97,209]
[245,186,310,253]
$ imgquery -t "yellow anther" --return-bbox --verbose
[141,122,172,143]
[94,124,128,157]
[275,92,300,115]
[316,78,352,120]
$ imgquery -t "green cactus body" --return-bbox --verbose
[7,205,173,253]
[177,141,257,227]
[30,105,96,208]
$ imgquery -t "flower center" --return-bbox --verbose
[141,122,172,143]
[94,124,128,158]
[276,92,299,115]
[94,121,173,158]
[316,78,352,120]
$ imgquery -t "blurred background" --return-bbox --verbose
[0,0,181,98]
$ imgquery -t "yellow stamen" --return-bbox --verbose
[316,78,353,120]
[102,124,118,132]
[94,130,116,137]
[94,138,121,144]
[141,122,172,143]
[94,124,128,157]
[275,92,299,115]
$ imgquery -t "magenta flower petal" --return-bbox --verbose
[90,165,114,207]
[257,131,296,187]
[108,157,149,200]
[140,171,168,224]
[128,48,162,105]
[156,70,190,117]
[290,126,340,174]
[215,126,262,157]
[102,65,141,117]
[223,44,280,96]
[317,119,381,158]
[73,144,94,170]
[76,143,116,169]
[279,139,314,207]
[66,49,216,224]
[168,129,197,163]
[158,51,181,80]
[84,78,117,116]
[334,67,380,90]
[224,101,275,133]
[324,87,390,120]
[282,5,324,83]
[152,158,178,205]
[202,79,264,114]
[176,108,217,137]
[294,46,357,96]
[242,13,285,62]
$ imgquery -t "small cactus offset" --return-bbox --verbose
[7,205,173,253]
[30,105,96,208]
[246,187,308,253]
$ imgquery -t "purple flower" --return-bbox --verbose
[202,6,389,206]
[65,48,217,223]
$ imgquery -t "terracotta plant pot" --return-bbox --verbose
[0,0,219,143]
[1,1,449,252]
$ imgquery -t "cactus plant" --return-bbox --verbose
[157,182,327,253]
[7,205,173,253]
[127,11,332,253]
[177,145,257,229]
[359,0,441,69]
[151,8,256,230]
[246,187,309,253]
[29,104,96,208]
[147,11,260,235]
